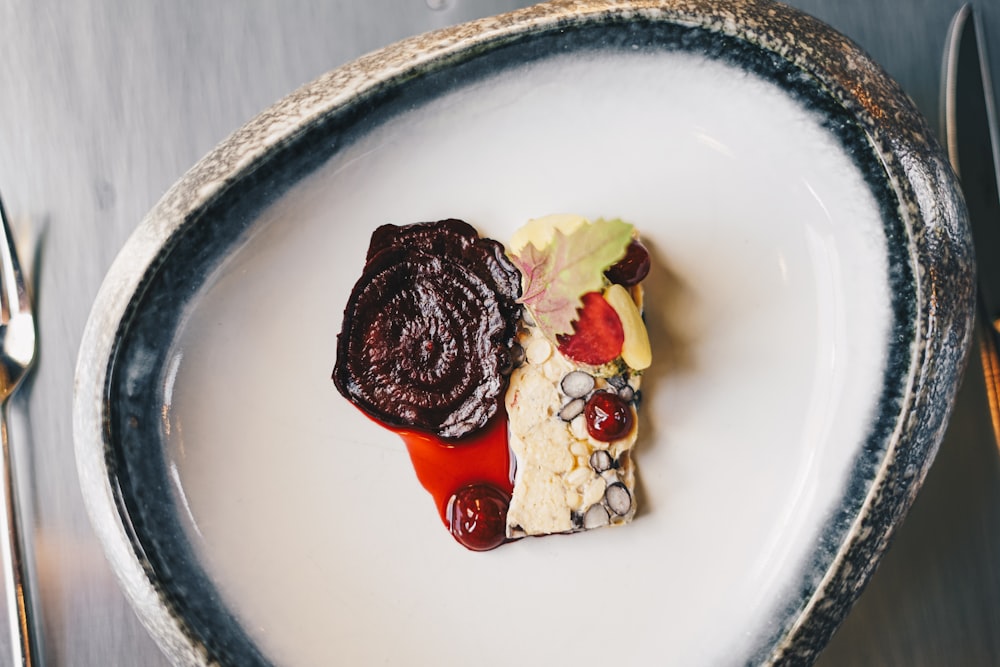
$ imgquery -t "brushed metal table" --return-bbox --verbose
[0,1,997,664]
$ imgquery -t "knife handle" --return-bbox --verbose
[977,297,1000,446]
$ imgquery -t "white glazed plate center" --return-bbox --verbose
[163,50,889,666]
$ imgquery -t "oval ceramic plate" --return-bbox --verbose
[74,1,974,665]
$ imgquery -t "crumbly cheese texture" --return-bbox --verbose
[504,313,641,537]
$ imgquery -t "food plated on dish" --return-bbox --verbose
[333,215,650,550]
[73,1,974,666]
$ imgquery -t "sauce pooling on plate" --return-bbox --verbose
[394,417,514,552]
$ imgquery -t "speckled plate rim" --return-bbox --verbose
[72,1,975,665]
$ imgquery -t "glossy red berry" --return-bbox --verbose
[557,292,624,365]
[448,483,510,551]
[584,391,633,442]
[605,240,650,286]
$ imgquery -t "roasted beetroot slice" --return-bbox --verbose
[367,218,476,262]
[334,220,521,440]
[367,219,521,301]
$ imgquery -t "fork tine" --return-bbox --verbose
[0,199,28,323]
[0,198,34,373]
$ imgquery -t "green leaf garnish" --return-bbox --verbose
[510,217,633,340]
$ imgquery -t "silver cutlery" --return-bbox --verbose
[943,3,1000,447]
[0,196,38,666]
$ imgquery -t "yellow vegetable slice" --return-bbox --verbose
[604,283,651,370]
[508,213,587,253]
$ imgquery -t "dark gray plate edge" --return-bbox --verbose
[735,3,975,665]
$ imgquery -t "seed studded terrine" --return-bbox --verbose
[504,215,650,538]
[505,318,642,536]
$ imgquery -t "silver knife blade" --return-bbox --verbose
[943,4,1000,442]
[945,3,1000,310]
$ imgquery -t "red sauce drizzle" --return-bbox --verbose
[391,414,514,526]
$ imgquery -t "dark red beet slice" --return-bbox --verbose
[557,292,624,365]
[334,220,521,440]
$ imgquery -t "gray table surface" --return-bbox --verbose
[1,0,998,665]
